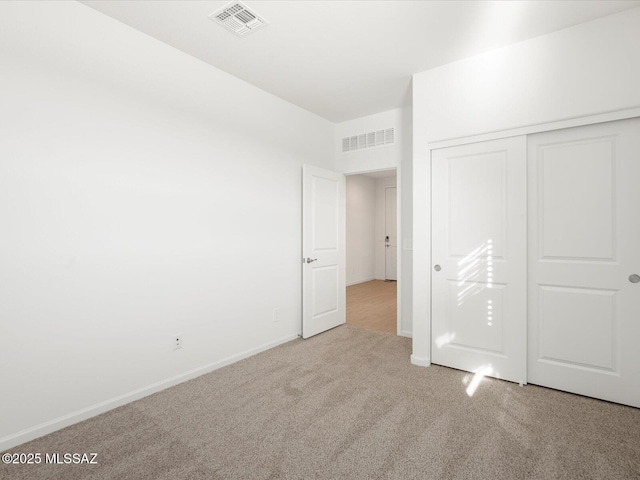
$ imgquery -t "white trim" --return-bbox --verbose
[411,354,431,367]
[400,330,413,338]
[428,107,640,151]
[383,184,398,282]
[0,333,299,452]
[410,114,431,369]
[339,167,396,176]
[396,162,402,336]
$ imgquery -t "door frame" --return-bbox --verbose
[344,167,404,337]
[411,107,640,368]
[384,185,398,281]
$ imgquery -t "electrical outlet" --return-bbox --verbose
[272,308,279,323]
[174,335,182,350]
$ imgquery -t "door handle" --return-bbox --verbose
[305,258,318,264]
[630,274,640,283]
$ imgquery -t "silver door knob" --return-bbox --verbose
[434,265,441,272]
[630,274,640,284]
[306,258,318,264]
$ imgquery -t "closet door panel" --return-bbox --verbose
[528,118,640,407]
[432,136,527,385]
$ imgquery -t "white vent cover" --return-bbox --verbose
[209,2,268,37]
[342,128,395,153]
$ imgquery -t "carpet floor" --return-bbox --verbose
[2,325,640,479]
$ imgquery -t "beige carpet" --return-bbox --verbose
[2,325,640,479]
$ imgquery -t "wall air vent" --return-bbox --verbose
[341,128,395,153]
[209,1,268,38]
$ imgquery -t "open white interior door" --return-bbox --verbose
[302,165,346,339]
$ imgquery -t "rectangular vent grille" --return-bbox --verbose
[209,1,268,37]
[342,128,395,153]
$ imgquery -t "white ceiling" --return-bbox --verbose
[81,0,640,123]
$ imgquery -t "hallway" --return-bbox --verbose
[346,280,397,334]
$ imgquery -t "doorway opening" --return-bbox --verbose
[345,169,398,335]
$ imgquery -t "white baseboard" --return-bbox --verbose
[346,277,376,287]
[410,354,431,367]
[0,333,299,452]
[400,330,412,338]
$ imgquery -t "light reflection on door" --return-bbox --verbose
[431,136,527,386]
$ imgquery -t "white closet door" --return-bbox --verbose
[432,136,527,384]
[528,118,640,407]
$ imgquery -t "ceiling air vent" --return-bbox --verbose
[342,128,395,154]
[209,1,268,38]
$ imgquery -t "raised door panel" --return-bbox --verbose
[538,286,617,372]
[538,138,615,261]
[312,266,339,319]
[312,176,339,252]
[445,280,506,354]
[448,153,506,260]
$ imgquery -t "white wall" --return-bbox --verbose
[414,8,640,144]
[0,1,334,450]
[335,107,413,337]
[411,8,640,365]
[374,177,398,281]
[346,176,376,286]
